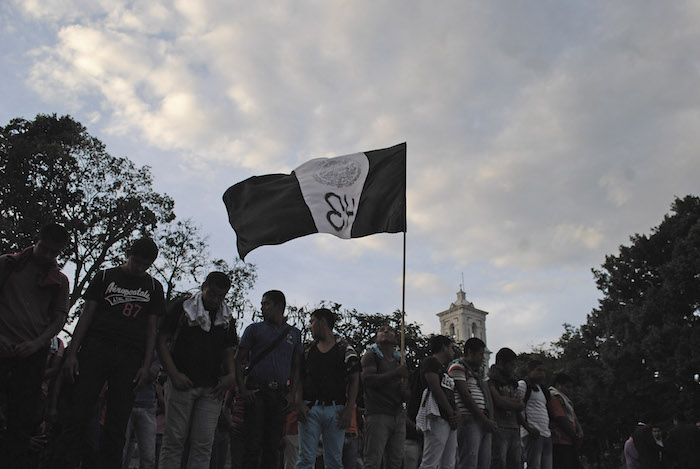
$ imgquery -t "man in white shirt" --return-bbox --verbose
[517,360,552,469]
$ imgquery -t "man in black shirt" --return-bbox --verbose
[157,271,237,469]
[55,238,165,469]
[295,308,359,469]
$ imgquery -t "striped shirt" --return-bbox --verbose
[448,359,486,419]
[517,380,551,438]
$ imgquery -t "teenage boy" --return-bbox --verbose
[361,324,410,469]
[417,335,460,469]
[55,238,165,469]
[448,337,496,469]
[295,308,360,469]
[488,348,524,469]
[517,360,552,469]
[235,290,302,469]
[158,271,237,469]
[548,373,583,469]
[0,223,70,466]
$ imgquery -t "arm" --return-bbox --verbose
[212,347,236,399]
[287,348,301,410]
[362,359,408,388]
[62,300,98,383]
[133,315,158,388]
[233,345,254,402]
[16,311,67,358]
[488,380,525,411]
[339,371,360,429]
[425,371,457,420]
[454,379,497,431]
[157,328,193,390]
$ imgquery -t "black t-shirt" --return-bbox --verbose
[301,340,360,404]
[420,355,456,418]
[84,267,165,351]
[160,297,238,387]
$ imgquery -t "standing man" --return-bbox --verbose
[235,290,302,469]
[517,360,552,469]
[295,308,360,469]
[447,337,496,469]
[548,373,583,469]
[488,348,524,469]
[417,335,460,469]
[360,324,409,469]
[56,238,165,469]
[157,271,237,469]
[0,223,70,467]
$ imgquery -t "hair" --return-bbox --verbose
[429,335,452,354]
[464,337,486,355]
[495,347,517,364]
[203,271,232,290]
[528,359,544,372]
[311,308,337,329]
[553,372,574,387]
[127,238,159,261]
[38,223,70,245]
[263,290,286,310]
[376,323,397,335]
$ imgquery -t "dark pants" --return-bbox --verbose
[0,347,49,468]
[53,339,141,469]
[241,388,286,469]
[552,444,578,469]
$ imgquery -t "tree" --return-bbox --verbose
[1,114,175,316]
[550,195,700,469]
[152,219,210,302]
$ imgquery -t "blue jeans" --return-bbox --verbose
[158,382,223,469]
[123,406,157,469]
[522,434,552,469]
[457,418,491,469]
[296,404,345,469]
[492,427,521,469]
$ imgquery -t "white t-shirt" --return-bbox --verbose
[517,380,551,438]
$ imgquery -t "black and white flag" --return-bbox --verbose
[223,143,406,260]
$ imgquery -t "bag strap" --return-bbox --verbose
[244,324,293,376]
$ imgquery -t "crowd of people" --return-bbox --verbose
[1,223,699,469]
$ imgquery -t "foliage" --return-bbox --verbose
[1,114,175,316]
[541,195,700,469]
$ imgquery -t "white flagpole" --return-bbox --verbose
[401,231,406,364]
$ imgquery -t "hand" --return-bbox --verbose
[296,401,310,423]
[28,434,48,452]
[133,366,152,389]
[238,386,257,403]
[212,374,235,399]
[15,338,44,358]
[62,355,79,383]
[394,364,409,379]
[338,405,353,429]
[529,427,541,438]
[484,418,498,432]
[0,337,15,357]
[514,398,525,412]
[169,371,193,391]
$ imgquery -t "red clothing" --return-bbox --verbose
[548,394,576,445]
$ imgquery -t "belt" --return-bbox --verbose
[306,399,346,407]
[245,377,286,392]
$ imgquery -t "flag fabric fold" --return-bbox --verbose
[223,142,406,260]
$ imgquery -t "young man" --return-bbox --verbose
[361,324,410,469]
[157,271,237,469]
[488,348,524,469]
[417,335,460,469]
[295,308,360,469]
[548,373,583,469]
[235,290,302,469]
[517,360,552,469]
[56,238,165,469]
[0,223,70,466]
[447,337,496,469]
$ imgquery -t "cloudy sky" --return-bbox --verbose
[2,1,699,353]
